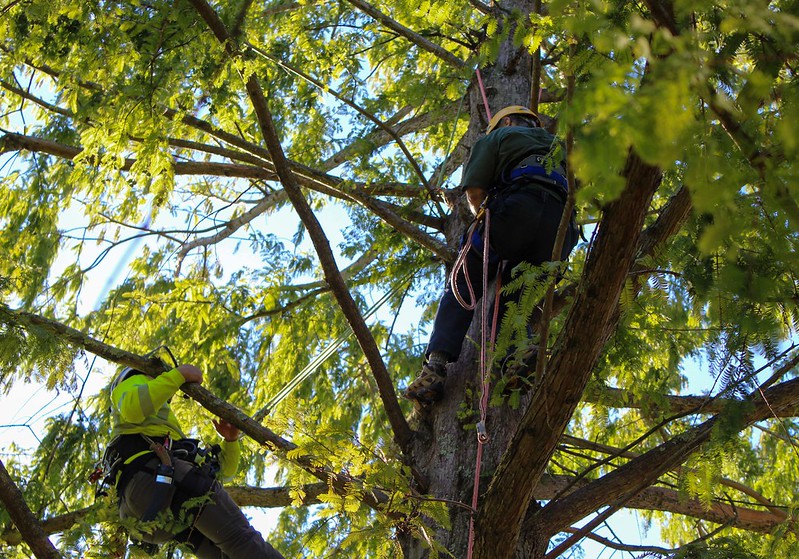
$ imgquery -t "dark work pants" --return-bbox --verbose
[119,457,284,559]
[426,183,577,361]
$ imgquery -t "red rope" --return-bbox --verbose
[459,210,502,559]
[476,68,492,121]
[464,69,495,557]
[450,218,481,310]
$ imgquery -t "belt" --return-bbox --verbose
[508,165,567,189]
[505,153,568,192]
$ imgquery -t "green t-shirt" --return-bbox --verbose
[460,125,563,191]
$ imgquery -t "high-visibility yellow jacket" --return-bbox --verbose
[109,367,240,480]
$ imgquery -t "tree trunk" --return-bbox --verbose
[399,9,547,554]
[402,325,544,558]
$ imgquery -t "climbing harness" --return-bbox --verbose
[92,431,223,559]
[504,154,568,194]
[94,434,221,499]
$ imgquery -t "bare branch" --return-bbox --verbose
[175,189,289,271]
[188,0,414,453]
[319,100,462,174]
[466,0,493,15]
[284,247,379,291]
[4,59,448,257]
[247,45,442,214]
[562,528,673,555]
[262,0,300,17]
[542,376,799,535]
[343,0,467,69]
[0,79,71,117]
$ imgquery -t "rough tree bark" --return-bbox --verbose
[0,460,62,559]
[398,4,671,551]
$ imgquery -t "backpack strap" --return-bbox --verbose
[505,153,568,192]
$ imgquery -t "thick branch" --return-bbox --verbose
[583,384,716,415]
[584,351,799,417]
[188,0,413,453]
[561,435,789,521]
[476,151,662,558]
[5,473,789,548]
[1,506,97,547]
[542,376,799,534]
[226,482,327,508]
[584,384,799,419]
[0,460,62,558]
[635,185,692,259]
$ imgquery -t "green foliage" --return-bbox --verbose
[1,0,799,556]
[0,304,78,392]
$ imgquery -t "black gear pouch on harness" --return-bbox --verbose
[101,435,222,522]
[170,438,222,479]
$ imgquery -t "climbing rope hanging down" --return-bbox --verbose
[461,66,498,559]
[452,206,503,559]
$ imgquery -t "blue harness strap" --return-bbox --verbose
[508,164,568,189]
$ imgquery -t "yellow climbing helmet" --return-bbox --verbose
[486,105,542,134]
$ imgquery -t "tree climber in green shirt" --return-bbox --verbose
[102,364,284,559]
[405,106,579,407]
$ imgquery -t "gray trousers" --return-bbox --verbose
[119,457,284,559]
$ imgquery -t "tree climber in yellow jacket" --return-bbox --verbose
[103,363,284,559]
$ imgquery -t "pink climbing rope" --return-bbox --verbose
[453,209,502,559]
[476,68,492,121]
[464,65,495,559]
[450,218,481,310]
